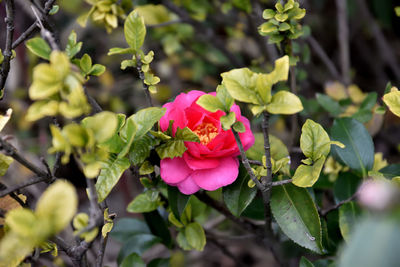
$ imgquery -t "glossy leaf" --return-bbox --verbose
[300,119,331,161]
[168,185,190,220]
[185,222,206,251]
[120,253,145,267]
[36,180,78,233]
[292,156,325,187]
[330,118,374,177]
[143,210,173,248]
[300,257,315,267]
[379,164,400,179]
[223,165,257,217]
[196,94,225,112]
[117,234,161,264]
[271,183,323,253]
[96,155,130,203]
[127,190,160,213]
[26,37,51,60]
[267,91,303,114]
[382,87,400,117]
[110,218,151,243]
[221,68,261,105]
[124,11,146,52]
[316,93,342,117]
[333,172,362,204]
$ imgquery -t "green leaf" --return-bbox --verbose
[338,216,400,267]
[119,119,138,158]
[220,112,236,130]
[95,155,130,203]
[110,218,151,243]
[196,94,225,112]
[132,107,166,140]
[25,100,59,121]
[300,257,315,267]
[120,253,145,267]
[338,202,361,242]
[330,118,374,177]
[49,5,59,15]
[124,11,146,52]
[300,119,331,161]
[108,47,135,56]
[63,123,89,147]
[279,22,291,31]
[223,165,257,217]
[156,127,199,159]
[82,111,119,143]
[168,185,190,221]
[176,231,192,250]
[232,121,246,133]
[143,210,173,248]
[262,9,276,19]
[216,85,234,111]
[271,183,323,253]
[0,153,13,176]
[267,91,303,114]
[117,234,161,264]
[127,190,160,213]
[80,53,92,74]
[65,31,82,59]
[26,37,51,60]
[383,88,400,117]
[333,172,362,203]
[129,134,159,165]
[35,180,78,233]
[88,64,106,76]
[185,222,206,251]
[275,13,288,22]
[379,164,400,179]
[292,156,325,187]
[316,93,342,117]
[221,68,261,105]
[5,208,38,237]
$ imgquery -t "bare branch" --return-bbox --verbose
[320,194,357,217]
[336,0,351,85]
[11,0,57,49]
[0,0,16,99]
[271,179,293,187]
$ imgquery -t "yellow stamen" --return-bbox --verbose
[193,122,218,145]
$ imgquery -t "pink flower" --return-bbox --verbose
[159,90,255,195]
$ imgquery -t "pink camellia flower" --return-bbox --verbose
[159,90,255,195]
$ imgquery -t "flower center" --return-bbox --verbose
[193,122,218,145]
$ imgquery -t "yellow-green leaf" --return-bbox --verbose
[300,119,331,161]
[26,37,51,60]
[292,156,325,187]
[36,180,78,233]
[196,94,225,112]
[221,68,261,105]
[383,87,400,117]
[184,222,206,251]
[220,112,236,130]
[25,100,59,121]
[82,111,118,143]
[124,11,146,52]
[266,90,303,114]
[0,153,13,176]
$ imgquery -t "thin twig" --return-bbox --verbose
[30,5,59,51]
[135,54,154,107]
[320,194,357,217]
[336,0,351,85]
[11,0,57,49]
[356,0,400,81]
[206,233,246,266]
[0,176,51,198]
[0,0,16,98]
[95,234,108,267]
[271,179,292,186]
[307,35,342,81]
[0,138,50,178]
[288,65,299,151]
[248,159,262,166]
[195,191,263,235]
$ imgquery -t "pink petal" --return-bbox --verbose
[160,157,192,185]
[238,116,255,151]
[191,157,239,191]
[177,176,201,195]
[183,153,220,170]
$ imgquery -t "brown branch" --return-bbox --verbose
[336,0,351,85]
[11,0,57,49]
[0,0,16,99]
[271,179,292,186]
[307,35,342,81]
[320,194,357,217]
[355,0,400,81]
[195,191,263,235]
